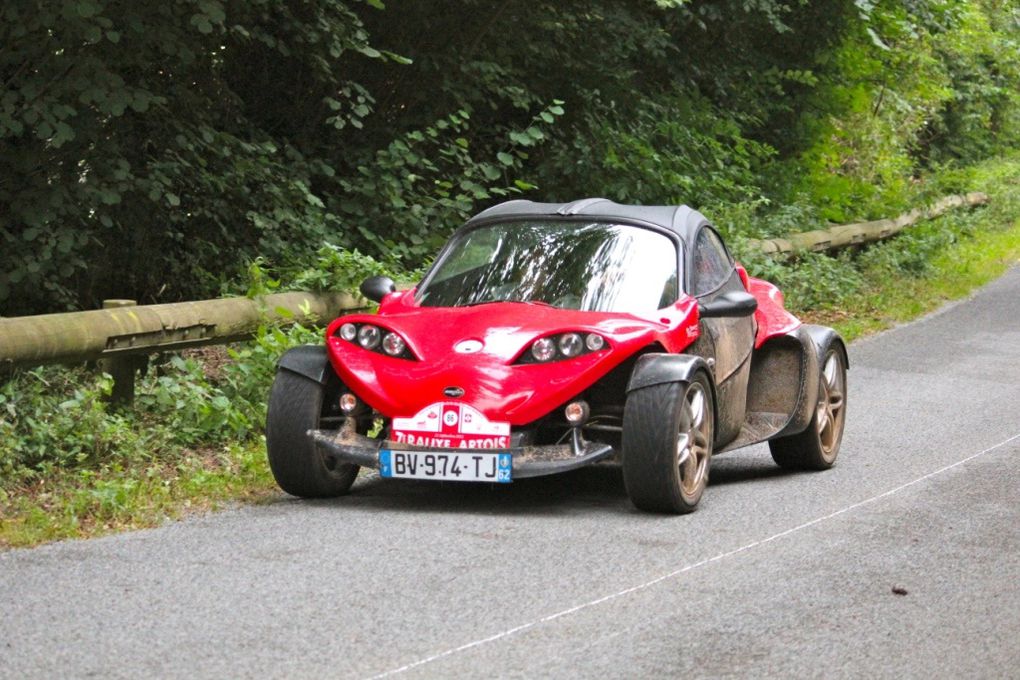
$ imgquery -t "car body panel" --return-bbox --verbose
[747,275,802,348]
[324,296,700,425]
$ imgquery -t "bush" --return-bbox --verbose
[0,322,320,487]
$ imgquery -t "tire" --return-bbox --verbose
[622,372,715,514]
[769,345,847,470]
[266,369,359,498]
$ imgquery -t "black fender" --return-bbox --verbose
[276,345,335,386]
[627,353,712,393]
[771,325,847,438]
[626,354,719,443]
[801,324,849,372]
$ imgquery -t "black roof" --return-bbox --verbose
[465,198,711,245]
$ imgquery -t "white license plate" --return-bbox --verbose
[379,450,512,483]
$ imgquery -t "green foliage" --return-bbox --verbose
[135,356,252,444]
[0,322,317,485]
[289,244,396,293]
[334,102,565,265]
[1,0,1018,317]
[776,2,950,221]
[715,151,1020,314]
[918,2,1020,163]
[771,0,1020,221]
[728,234,866,312]
[0,370,138,479]
[0,0,384,314]
[537,92,775,207]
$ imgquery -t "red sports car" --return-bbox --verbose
[266,199,848,513]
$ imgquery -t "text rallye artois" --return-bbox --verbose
[266,199,848,513]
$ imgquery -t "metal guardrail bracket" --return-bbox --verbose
[98,299,140,407]
[104,324,217,353]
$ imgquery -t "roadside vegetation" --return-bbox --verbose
[4,153,1018,548]
[2,1,1019,547]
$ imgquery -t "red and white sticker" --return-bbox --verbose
[391,402,511,449]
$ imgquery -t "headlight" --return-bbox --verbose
[558,333,583,358]
[358,325,381,349]
[382,332,406,357]
[531,337,557,362]
[520,332,608,364]
[339,323,357,342]
[334,322,416,360]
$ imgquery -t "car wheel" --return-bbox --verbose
[266,369,359,498]
[769,346,847,470]
[622,372,714,514]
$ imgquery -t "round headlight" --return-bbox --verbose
[531,337,556,362]
[558,333,583,358]
[358,325,381,349]
[339,393,359,413]
[339,323,357,342]
[564,400,589,425]
[585,334,605,351]
[382,332,406,356]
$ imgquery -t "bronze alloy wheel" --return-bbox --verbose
[678,381,712,498]
[816,351,846,461]
[623,372,716,513]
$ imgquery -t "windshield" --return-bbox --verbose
[417,221,679,314]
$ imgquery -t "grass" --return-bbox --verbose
[0,336,308,550]
[2,155,1018,550]
[804,219,1020,340]
[0,440,278,549]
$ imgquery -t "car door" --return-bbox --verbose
[687,227,755,445]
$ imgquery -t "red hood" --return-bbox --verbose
[325,294,699,425]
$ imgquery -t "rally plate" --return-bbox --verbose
[379,450,512,483]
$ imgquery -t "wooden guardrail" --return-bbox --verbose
[0,291,364,403]
[0,192,990,403]
[747,192,988,254]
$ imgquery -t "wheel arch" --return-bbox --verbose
[761,324,846,439]
[801,324,849,372]
[276,345,336,386]
[627,352,712,393]
[626,352,719,433]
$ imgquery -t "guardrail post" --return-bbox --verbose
[98,299,139,407]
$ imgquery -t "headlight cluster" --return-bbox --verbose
[519,332,607,363]
[336,322,416,360]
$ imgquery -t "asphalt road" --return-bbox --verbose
[3,267,1020,680]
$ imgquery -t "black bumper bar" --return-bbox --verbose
[308,420,614,479]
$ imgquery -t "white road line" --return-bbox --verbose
[368,432,1020,679]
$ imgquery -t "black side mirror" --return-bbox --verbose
[360,276,396,303]
[698,290,758,318]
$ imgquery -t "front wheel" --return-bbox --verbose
[266,369,359,498]
[622,372,715,514]
[769,345,847,470]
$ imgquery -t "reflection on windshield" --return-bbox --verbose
[417,221,679,314]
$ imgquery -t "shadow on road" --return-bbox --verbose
[283,452,799,517]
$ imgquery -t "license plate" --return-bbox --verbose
[379,450,512,483]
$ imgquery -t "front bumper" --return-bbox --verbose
[308,419,614,479]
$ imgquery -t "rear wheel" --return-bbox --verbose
[266,369,359,498]
[770,346,847,470]
[622,372,714,514]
